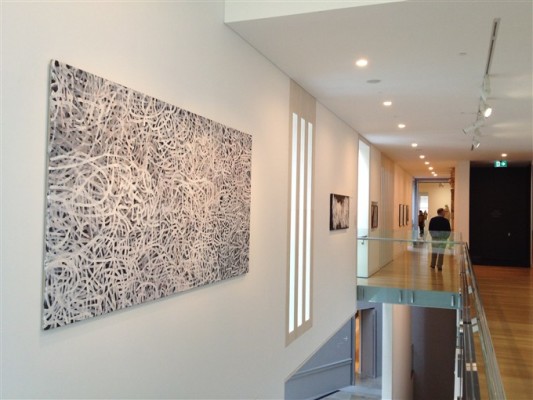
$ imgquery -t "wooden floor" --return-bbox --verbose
[473,265,533,400]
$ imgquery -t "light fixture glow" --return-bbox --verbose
[383,101,392,106]
[398,123,406,129]
[480,100,492,118]
[429,167,434,171]
[501,153,507,157]
[471,137,481,151]
[419,155,425,159]
[411,143,418,148]
[356,59,368,67]
[424,161,430,165]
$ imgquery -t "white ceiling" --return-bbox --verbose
[227,0,533,178]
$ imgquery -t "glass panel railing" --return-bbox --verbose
[356,231,505,399]
[357,228,463,244]
[460,243,506,400]
[356,230,463,303]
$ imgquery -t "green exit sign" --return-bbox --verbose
[494,160,508,168]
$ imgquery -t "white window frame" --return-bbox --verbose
[287,81,315,345]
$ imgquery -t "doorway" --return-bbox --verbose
[469,164,531,267]
[355,302,382,384]
[353,303,383,398]
[357,308,377,378]
[414,179,452,229]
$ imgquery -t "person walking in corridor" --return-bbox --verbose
[428,208,451,270]
[418,210,425,237]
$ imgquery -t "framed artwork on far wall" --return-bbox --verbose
[330,193,350,230]
[371,202,378,229]
[399,204,403,227]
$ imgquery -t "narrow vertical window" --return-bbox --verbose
[287,81,315,344]
[288,113,298,334]
[297,118,306,328]
[305,122,313,322]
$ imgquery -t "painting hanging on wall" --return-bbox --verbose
[42,60,252,330]
[330,193,350,230]
[371,202,378,229]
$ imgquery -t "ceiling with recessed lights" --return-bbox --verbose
[227,1,532,178]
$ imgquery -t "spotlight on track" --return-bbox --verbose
[463,117,484,135]
[480,99,493,118]
[471,137,481,151]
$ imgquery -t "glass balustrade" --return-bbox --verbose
[356,229,505,400]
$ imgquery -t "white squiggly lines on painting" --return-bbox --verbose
[43,60,251,329]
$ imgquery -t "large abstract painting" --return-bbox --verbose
[43,60,252,330]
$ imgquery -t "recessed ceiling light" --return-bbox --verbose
[383,101,392,107]
[424,161,430,165]
[411,143,418,148]
[419,155,425,159]
[433,173,438,177]
[398,123,406,129]
[356,59,368,67]
[501,153,507,157]
[429,167,434,171]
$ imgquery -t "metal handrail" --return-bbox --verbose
[459,243,479,399]
[460,243,506,399]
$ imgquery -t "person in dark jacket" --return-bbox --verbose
[418,210,425,236]
[428,208,451,270]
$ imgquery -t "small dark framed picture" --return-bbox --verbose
[371,202,378,229]
[330,194,350,230]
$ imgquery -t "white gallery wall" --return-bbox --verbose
[392,164,414,258]
[394,165,414,229]
[454,161,470,244]
[367,145,382,276]
[312,103,358,328]
[378,156,395,268]
[1,2,357,399]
